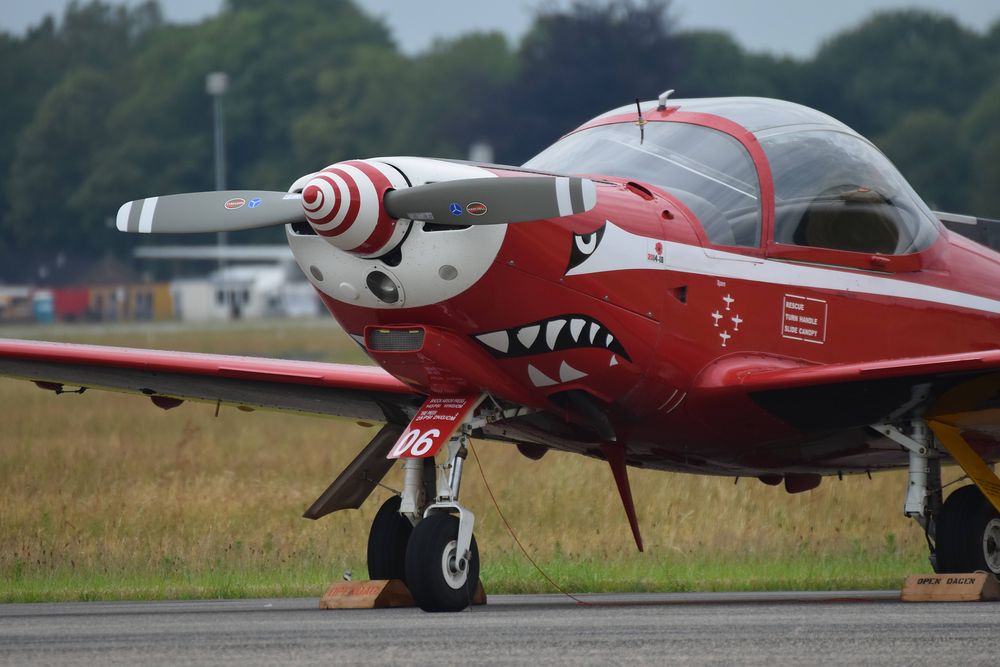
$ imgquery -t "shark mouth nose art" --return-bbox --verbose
[473,314,631,362]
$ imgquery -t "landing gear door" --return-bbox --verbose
[387,394,487,459]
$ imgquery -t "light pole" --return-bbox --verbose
[205,72,230,318]
[206,72,228,271]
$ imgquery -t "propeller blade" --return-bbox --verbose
[116,191,304,234]
[383,176,597,225]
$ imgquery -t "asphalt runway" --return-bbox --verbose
[1,591,997,666]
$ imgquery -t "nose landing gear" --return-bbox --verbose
[363,395,528,611]
[365,418,486,611]
[402,428,480,612]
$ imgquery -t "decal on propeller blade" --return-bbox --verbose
[224,197,246,210]
[248,197,262,209]
[466,201,488,216]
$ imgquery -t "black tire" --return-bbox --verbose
[935,484,1000,575]
[366,496,412,581]
[404,512,480,612]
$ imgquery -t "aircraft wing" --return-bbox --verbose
[697,349,1000,432]
[0,338,423,424]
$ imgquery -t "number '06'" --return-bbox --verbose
[390,428,441,457]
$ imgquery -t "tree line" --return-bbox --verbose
[1,0,999,279]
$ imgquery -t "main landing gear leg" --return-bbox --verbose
[404,426,480,612]
[890,421,944,570]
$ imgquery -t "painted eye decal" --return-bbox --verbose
[576,234,598,254]
[567,224,606,273]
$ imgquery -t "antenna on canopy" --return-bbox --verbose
[634,97,647,145]
[657,89,675,111]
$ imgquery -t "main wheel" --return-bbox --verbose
[367,495,412,581]
[404,512,480,612]
[935,484,1000,575]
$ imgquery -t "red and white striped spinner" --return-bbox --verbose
[301,160,409,257]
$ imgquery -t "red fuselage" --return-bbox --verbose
[293,100,1000,477]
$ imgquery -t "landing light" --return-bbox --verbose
[366,270,399,304]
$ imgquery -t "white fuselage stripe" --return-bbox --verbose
[675,243,1000,315]
[569,221,1000,316]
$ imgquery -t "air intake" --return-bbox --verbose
[366,327,425,352]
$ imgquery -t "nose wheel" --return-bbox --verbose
[405,513,480,612]
[377,395,512,611]
[398,420,482,611]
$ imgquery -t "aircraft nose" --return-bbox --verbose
[301,160,410,257]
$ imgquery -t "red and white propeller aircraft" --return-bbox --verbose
[5,93,1000,611]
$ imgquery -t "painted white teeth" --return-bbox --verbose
[476,315,626,362]
[517,325,540,349]
[476,331,509,354]
[558,361,587,382]
[609,355,618,367]
[527,364,558,387]
[546,319,566,350]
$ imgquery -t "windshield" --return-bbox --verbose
[760,129,939,255]
[524,122,762,247]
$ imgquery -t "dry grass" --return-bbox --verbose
[0,320,953,600]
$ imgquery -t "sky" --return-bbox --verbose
[1,0,998,58]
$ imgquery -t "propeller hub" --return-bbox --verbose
[301,160,409,257]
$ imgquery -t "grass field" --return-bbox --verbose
[0,319,954,602]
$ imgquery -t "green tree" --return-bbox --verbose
[6,0,1000,270]
[673,30,802,100]
[960,78,1000,218]
[498,0,680,163]
[875,111,968,212]
[402,32,517,159]
[5,67,120,252]
[291,30,515,183]
[74,0,396,248]
[212,0,394,188]
[68,22,215,253]
[0,1,162,255]
[291,46,411,168]
[58,0,162,68]
[804,10,991,137]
